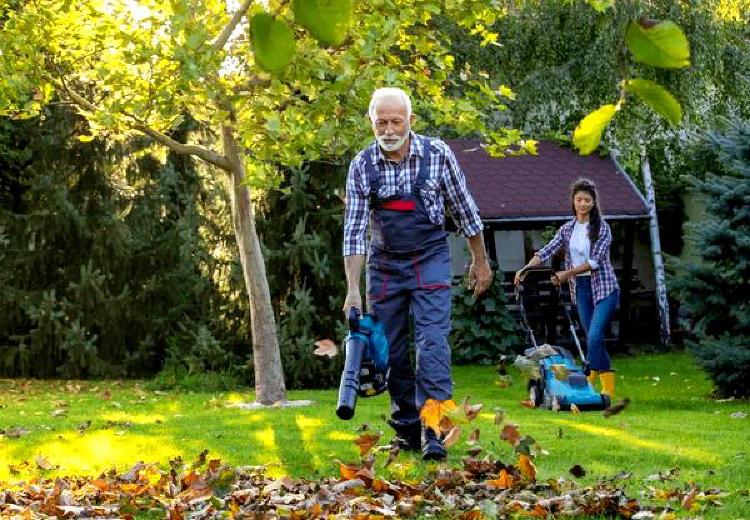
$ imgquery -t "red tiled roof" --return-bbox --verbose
[446,140,649,222]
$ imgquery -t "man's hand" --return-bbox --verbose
[343,291,362,318]
[551,270,569,286]
[468,260,493,297]
[514,269,526,286]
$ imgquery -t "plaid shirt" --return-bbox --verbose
[343,133,483,256]
[537,219,619,304]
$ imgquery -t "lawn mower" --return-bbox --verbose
[515,267,610,411]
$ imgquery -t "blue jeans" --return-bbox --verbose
[575,276,619,371]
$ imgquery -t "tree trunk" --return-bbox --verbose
[640,152,671,347]
[222,124,287,404]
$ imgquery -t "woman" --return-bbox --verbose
[514,178,620,397]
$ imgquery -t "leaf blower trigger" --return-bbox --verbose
[335,308,388,420]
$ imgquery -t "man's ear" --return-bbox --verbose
[410,113,416,125]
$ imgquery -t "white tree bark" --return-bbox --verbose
[640,152,671,346]
[222,124,287,404]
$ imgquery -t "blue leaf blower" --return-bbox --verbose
[335,308,389,420]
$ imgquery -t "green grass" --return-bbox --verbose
[1,352,749,517]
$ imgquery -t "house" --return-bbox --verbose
[445,140,658,348]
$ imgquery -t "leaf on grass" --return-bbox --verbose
[3,427,31,438]
[467,428,480,446]
[486,469,514,489]
[519,399,535,409]
[384,444,399,469]
[500,424,521,446]
[50,408,68,417]
[420,398,457,434]
[466,446,483,457]
[518,454,536,480]
[336,460,360,481]
[493,408,505,425]
[602,398,630,418]
[353,432,381,456]
[35,455,58,471]
[313,339,338,358]
[569,464,586,478]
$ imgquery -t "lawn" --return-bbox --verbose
[1,351,748,517]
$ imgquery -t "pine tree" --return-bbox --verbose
[669,118,750,397]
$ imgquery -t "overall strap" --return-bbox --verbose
[413,137,432,192]
[364,145,381,206]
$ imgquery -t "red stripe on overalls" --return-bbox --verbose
[380,199,416,211]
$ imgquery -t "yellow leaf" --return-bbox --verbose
[573,103,619,155]
[420,398,457,434]
[518,454,536,480]
[486,469,514,489]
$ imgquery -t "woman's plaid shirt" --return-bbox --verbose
[343,134,483,256]
[537,219,619,304]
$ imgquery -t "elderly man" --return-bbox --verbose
[342,87,492,460]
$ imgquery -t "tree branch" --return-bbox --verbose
[212,0,254,52]
[59,80,231,171]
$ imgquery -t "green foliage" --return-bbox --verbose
[625,19,691,69]
[249,13,296,72]
[256,163,346,388]
[668,118,750,397]
[450,270,522,365]
[0,106,247,378]
[623,78,682,125]
[292,0,353,46]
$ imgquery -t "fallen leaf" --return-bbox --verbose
[100,389,112,400]
[730,411,747,419]
[3,426,31,438]
[50,408,68,417]
[569,464,586,478]
[384,444,399,468]
[519,399,535,408]
[681,487,697,510]
[467,428,480,446]
[35,455,58,471]
[493,408,505,425]
[486,469,514,489]
[313,339,338,358]
[466,446,483,457]
[602,398,630,418]
[495,375,513,388]
[518,454,536,480]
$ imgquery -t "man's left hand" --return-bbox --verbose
[468,260,492,297]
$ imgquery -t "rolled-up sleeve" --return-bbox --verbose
[590,222,612,269]
[343,158,369,256]
[441,144,483,237]
[537,226,566,263]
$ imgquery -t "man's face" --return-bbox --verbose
[372,97,412,152]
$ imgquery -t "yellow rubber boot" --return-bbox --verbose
[599,371,615,398]
[587,370,599,387]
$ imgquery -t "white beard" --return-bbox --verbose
[377,130,409,152]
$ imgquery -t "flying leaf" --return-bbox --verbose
[625,19,691,69]
[353,432,381,456]
[313,339,338,358]
[519,399,535,409]
[446,397,483,425]
[518,454,536,480]
[249,13,296,73]
[384,444,399,468]
[573,104,619,155]
[336,459,360,480]
[623,79,682,125]
[35,455,57,471]
[420,398,457,434]
[292,0,353,46]
[500,423,521,446]
[570,403,580,415]
[466,446,483,457]
[494,408,505,425]
[468,428,480,446]
[443,425,462,448]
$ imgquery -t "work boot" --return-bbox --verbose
[587,369,599,387]
[599,371,616,398]
[421,425,447,461]
[388,420,421,451]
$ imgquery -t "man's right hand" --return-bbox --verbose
[514,269,526,286]
[343,291,362,318]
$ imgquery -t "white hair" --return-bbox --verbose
[368,88,412,121]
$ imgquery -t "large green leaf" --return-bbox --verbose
[573,104,618,155]
[292,0,353,46]
[249,13,296,73]
[623,78,682,125]
[625,19,690,69]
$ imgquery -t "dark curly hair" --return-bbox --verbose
[570,178,602,242]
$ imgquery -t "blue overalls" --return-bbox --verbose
[364,137,453,433]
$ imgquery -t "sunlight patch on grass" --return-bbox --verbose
[226,392,247,404]
[552,419,717,463]
[251,427,284,476]
[101,412,166,424]
[296,415,324,471]
[327,431,356,441]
